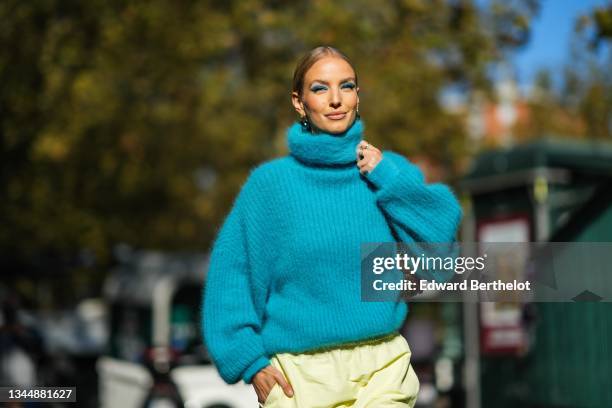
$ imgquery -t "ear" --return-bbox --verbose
[291,91,306,116]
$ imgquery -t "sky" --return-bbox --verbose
[442,0,609,109]
[509,0,609,93]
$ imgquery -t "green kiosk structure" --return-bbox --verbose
[460,137,612,408]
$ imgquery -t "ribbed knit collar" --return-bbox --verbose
[287,118,364,166]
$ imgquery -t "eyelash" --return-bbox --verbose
[310,83,356,93]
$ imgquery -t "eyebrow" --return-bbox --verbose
[309,77,356,86]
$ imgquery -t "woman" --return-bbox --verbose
[202,46,462,407]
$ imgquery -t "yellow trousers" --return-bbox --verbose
[259,332,419,408]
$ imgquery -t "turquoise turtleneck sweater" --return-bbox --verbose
[202,118,463,385]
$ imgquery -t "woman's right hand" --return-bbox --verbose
[252,364,294,404]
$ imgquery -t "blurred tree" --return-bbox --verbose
[513,4,611,142]
[0,0,540,304]
[584,3,612,49]
[524,70,556,136]
[576,4,612,140]
[513,68,588,141]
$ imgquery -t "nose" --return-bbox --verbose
[329,87,341,108]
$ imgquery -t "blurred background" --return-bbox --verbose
[1,0,611,407]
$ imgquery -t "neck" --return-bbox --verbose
[286,118,364,167]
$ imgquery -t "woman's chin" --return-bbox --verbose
[314,115,355,134]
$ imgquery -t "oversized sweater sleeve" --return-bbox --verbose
[364,151,463,282]
[201,175,270,385]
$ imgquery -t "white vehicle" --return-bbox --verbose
[97,250,258,408]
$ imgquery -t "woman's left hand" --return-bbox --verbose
[356,140,383,175]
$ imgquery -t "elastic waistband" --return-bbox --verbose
[293,331,401,355]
